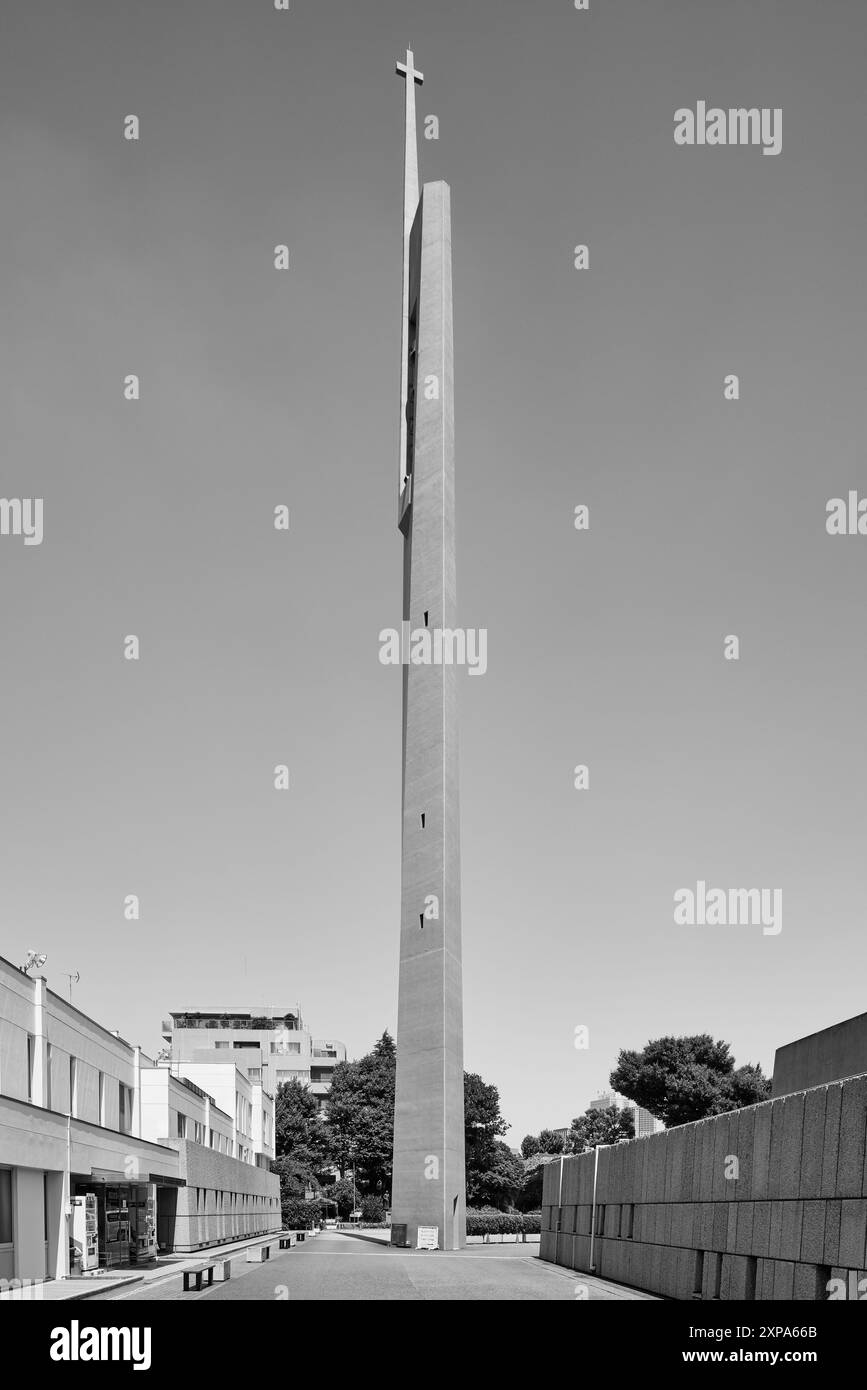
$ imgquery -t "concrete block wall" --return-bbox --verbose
[167,1140,281,1252]
[541,1074,867,1300]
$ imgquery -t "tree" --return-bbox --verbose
[324,1033,515,1210]
[360,1194,386,1223]
[326,1176,357,1220]
[274,1078,332,1169]
[467,1140,525,1210]
[464,1072,509,1196]
[720,1061,771,1113]
[517,1152,556,1212]
[520,1134,541,1159]
[324,1032,397,1194]
[568,1104,634,1153]
[610,1035,771,1128]
[281,1196,322,1231]
[537,1128,566,1155]
[271,1154,313,1206]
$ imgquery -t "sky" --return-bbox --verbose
[2,0,866,1143]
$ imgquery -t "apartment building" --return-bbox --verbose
[164,1006,346,1110]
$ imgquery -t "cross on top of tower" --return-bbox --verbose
[396,47,424,86]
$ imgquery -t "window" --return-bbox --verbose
[248,1067,262,1081]
[119,1082,133,1135]
[0,1170,12,1245]
[176,1112,187,1139]
[98,1072,106,1126]
[26,1034,35,1102]
[69,1056,78,1117]
[45,1044,52,1110]
[214,1041,230,1050]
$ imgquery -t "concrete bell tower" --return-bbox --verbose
[390,47,466,1252]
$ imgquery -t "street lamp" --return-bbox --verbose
[19,950,47,975]
[345,1143,358,1220]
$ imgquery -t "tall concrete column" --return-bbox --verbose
[391,48,466,1251]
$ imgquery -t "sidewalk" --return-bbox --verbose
[0,1228,305,1302]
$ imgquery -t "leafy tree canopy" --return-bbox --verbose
[324,1031,397,1193]
[537,1128,566,1155]
[467,1140,525,1210]
[610,1034,771,1127]
[569,1104,634,1152]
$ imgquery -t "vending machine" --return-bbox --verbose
[129,1189,157,1262]
[70,1194,99,1271]
[101,1189,131,1267]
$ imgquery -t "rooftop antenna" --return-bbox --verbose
[62,970,80,1003]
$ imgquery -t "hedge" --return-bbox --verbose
[466,1211,541,1236]
[281,1198,323,1230]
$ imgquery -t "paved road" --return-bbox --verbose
[94,1232,656,1301]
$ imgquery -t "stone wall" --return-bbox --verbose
[540,1074,867,1300]
[773,1012,867,1097]
[167,1140,281,1253]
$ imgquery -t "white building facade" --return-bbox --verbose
[0,956,279,1284]
[164,1007,346,1110]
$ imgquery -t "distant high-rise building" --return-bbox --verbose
[163,1007,346,1112]
[592,1090,664,1137]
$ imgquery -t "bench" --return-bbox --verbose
[246,1242,275,1263]
[279,1233,296,1250]
[182,1257,232,1291]
[183,1261,215,1291]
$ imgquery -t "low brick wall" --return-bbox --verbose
[540,1074,867,1300]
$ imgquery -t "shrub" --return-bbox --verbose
[360,1195,386,1223]
[282,1197,323,1230]
[466,1210,540,1236]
